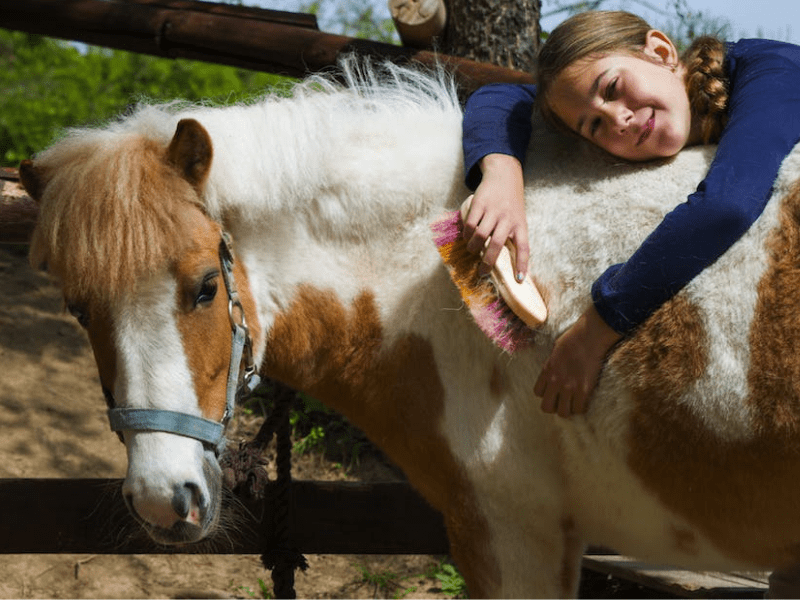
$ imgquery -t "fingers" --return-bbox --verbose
[534,359,591,419]
[463,205,510,275]
[481,224,512,273]
[462,200,490,253]
[513,236,530,283]
[532,306,620,419]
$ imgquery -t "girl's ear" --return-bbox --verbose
[643,30,679,67]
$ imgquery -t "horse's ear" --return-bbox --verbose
[167,118,213,191]
[19,159,44,201]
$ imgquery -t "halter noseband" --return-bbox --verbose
[107,232,261,456]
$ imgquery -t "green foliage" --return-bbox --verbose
[355,559,468,599]
[435,562,468,599]
[242,381,368,472]
[357,563,402,595]
[302,0,399,44]
[231,578,273,599]
[0,28,292,167]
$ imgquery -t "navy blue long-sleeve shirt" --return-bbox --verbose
[462,39,800,334]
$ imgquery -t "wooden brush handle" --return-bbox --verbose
[460,195,547,328]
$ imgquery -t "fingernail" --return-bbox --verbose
[516,272,524,283]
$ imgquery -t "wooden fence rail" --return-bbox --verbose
[0,478,449,555]
[0,0,535,91]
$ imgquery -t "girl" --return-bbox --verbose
[461,10,800,418]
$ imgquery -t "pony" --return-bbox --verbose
[19,59,800,597]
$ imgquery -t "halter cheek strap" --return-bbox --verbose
[107,232,260,456]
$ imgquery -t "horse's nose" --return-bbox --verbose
[171,482,205,526]
[122,478,207,530]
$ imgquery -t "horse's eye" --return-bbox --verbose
[194,273,218,307]
[67,303,90,328]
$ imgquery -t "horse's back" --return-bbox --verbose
[511,125,800,568]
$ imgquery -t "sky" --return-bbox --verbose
[542,0,799,42]
[254,0,799,43]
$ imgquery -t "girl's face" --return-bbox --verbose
[547,30,698,161]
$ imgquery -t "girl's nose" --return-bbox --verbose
[603,103,632,134]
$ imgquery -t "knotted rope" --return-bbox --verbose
[221,379,308,599]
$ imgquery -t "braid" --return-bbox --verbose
[682,36,729,143]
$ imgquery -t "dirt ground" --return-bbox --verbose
[0,244,455,599]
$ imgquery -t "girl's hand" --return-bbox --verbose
[462,153,529,281]
[534,305,622,418]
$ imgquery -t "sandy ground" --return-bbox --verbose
[0,245,451,599]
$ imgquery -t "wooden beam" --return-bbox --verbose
[0,478,449,555]
[0,0,535,88]
[583,553,768,599]
[389,0,447,50]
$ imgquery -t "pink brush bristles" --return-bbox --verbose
[431,207,544,353]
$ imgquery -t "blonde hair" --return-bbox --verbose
[536,11,729,145]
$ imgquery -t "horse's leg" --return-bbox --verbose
[447,509,586,598]
[768,563,800,598]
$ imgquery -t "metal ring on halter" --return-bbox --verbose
[107,232,260,456]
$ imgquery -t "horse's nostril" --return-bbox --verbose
[172,481,205,524]
[171,483,194,520]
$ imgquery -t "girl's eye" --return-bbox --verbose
[604,78,619,101]
[194,273,218,307]
[68,303,90,328]
[590,117,601,137]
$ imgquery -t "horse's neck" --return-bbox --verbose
[195,86,466,335]
[196,100,328,217]
[196,89,466,224]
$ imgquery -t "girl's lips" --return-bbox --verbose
[638,112,655,146]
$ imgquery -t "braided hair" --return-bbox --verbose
[681,36,729,143]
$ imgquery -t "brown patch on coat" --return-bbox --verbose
[610,294,707,403]
[82,304,119,401]
[613,181,800,567]
[263,285,501,596]
[173,210,260,421]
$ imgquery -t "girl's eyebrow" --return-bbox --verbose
[577,68,611,135]
[589,69,610,97]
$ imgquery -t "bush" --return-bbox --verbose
[0,28,292,166]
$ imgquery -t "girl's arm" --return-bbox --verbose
[539,40,800,419]
[593,40,800,335]
[463,84,537,188]
[461,84,537,278]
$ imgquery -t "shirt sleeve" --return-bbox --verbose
[592,41,800,334]
[462,83,538,190]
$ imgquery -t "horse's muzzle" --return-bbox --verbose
[123,449,222,545]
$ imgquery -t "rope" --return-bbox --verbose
[220,379,308,599]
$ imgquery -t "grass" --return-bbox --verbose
[356,559,468,599]
[230,577,272,599]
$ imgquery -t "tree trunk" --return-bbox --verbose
[441,0,541,73]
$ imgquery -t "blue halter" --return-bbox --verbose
[107,232,261,456]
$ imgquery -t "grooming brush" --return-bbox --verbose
[431,195,547,353]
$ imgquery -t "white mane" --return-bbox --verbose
[107,58,466,240]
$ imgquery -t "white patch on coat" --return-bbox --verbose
[112,271,210,528]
